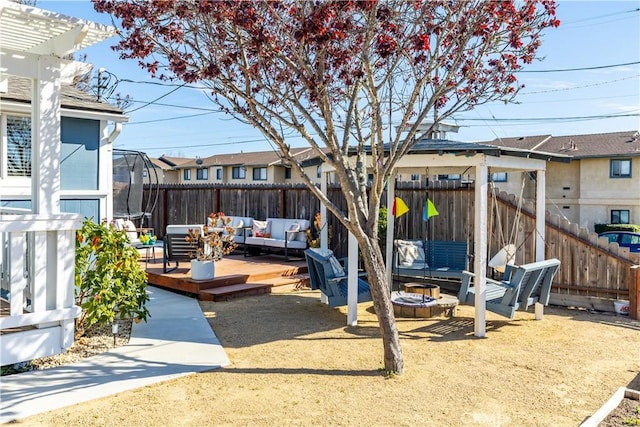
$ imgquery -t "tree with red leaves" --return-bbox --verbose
[94,0,560,375]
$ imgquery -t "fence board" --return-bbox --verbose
[144,182,637,306]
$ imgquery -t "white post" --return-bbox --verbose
[474,163,489,337]
[535,169,546,262]
[385,175,395,291]
[347,231,358,326]
[319,169,329,304]
[535,169,546,320]
[32,56,62,215]
[320,169,328,252]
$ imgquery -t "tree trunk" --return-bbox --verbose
[360,237,404,375]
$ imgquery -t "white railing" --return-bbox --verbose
[0,213,83,365]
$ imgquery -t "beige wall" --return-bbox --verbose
[494,158,640,230]
[577,157,640,229]
[163,170,181,184]
[543,161,581,225]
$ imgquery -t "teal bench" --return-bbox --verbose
[393,239,469,281]
[457,258,561,319]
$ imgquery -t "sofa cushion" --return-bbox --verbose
[245,236,266,246]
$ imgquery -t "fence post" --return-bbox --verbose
[630,265,640,320]
[279,188,286,218]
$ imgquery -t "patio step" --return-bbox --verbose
[256,273,310,289]
[198,283,272,301]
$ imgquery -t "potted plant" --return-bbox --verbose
[185,212,238,280]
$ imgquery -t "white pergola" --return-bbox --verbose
[319,140,565,337]
[0,1,116,365]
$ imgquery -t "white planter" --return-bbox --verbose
[190,260,215,281]
[614,300,629,315]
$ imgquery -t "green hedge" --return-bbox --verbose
[594,223,640,234]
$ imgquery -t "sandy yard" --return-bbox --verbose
[21,286,640,427]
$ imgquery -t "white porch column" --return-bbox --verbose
[535,169,546,262]
[320,169,328,252]
[474,163,489,337]
[385,175,395,290]
[347,231,358,326]
[319,169,329,304]
[32,55,62,215]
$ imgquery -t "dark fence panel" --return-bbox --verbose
[143,182,638,309]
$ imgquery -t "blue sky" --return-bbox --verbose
[41,1,640,158]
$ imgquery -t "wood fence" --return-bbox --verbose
[143,182,639,315]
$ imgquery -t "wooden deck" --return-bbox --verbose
[143,251,309,301]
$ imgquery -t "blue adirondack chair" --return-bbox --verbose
[304,249,372,308]
[457,258,561,319]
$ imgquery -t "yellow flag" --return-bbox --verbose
[393,197,409,218]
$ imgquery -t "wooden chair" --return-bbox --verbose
[304,248,372,308]
[457,258,561,319]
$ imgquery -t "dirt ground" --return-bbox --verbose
[21,286,640,427]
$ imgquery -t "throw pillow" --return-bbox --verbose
[328,256,346,277]
[233,220,244,236]
[287,223,300,241]
[397,240,425,266]
[253,220,271,238]
[123,220,139,243]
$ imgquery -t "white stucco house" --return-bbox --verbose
[0,2,126,365]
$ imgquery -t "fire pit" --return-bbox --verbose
[391,292,438,318]
[391,285,459,318]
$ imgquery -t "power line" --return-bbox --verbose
[520,75,639,95]
[518,61,640,73]
[124,83,186,113]
[126,111,217,125]
[456,111,639,123]
[559,7,639,27]
[116,138,269,151]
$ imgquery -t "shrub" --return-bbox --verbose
[594,223,640,234]
[75,218,150,337]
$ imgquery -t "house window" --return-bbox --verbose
[216,168,222,180]
[196,168,208,180]
[6,115,32,177]
[610,159,631,178]
[490,172,508,182]
[232,166,246,179]
[410,174,420,181]
[611,209,630,224]
[438,174,461,181]
[284,168,291,179]
[183,169,191,180]
[253,167,267,181]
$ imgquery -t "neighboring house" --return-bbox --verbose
[173,148,327,185]
[146,157,176,185]
[155,155,192,184]
[0,2,124,365]
[486,131,640,230]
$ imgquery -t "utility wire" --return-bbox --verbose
[126,111,216,124]
[558,7,639,27]
[520,75,639,95]
[124,83,186,113]
[458,112,639,122]
[517,61,640,73]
